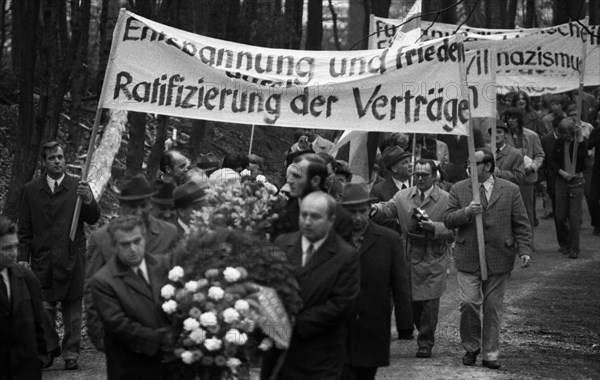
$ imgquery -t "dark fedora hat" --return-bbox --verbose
[340,182,377,206]
[383,146,412,169]
[150,180,175,207]
[117,174,157,201]
[196,152,221,171]
[173,181,207,209]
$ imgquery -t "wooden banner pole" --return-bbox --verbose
[410,133,417,187]
[69,107,103,240]
[249,125,256,155]
[570,17,588,175]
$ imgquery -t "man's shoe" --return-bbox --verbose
[42,348,61,369]
[569,251,579,259]
[64,360,78,370]
[462,349,480,366]
[482,360,501,369]
[416,347,432,358]
[559,246,569,255]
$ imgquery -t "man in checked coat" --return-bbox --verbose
[444,149,532,370]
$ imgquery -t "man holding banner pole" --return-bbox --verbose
[444,148,532,369]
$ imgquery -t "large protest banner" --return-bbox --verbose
[370,16,600,94]
[100,10,472,134]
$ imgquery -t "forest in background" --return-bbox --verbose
[0,0,598,219]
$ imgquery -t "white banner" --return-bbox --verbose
[370,17,600,93]
[100,10,472,134]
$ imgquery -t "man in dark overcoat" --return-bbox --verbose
[89,215,170,380]
[17,141,100,370]
[274,191,360,380]
[85,174,178,352]
[340,183,412,380]
[1,216,48,380]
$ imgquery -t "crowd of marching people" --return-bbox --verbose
[1,87,599,379]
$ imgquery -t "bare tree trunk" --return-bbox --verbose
[97,0,119,94]
[68,0,91,153]
[524,0,537,28]
[591,0,600,26]
[463,0,486,27]
[306,0,323,50]
[285,0,303,49]
[0,0,7,78]
[328,0,341,50]
[125,112,146,177]
[88,109,127,199]
[554,0,584,25]
[3,0,42,220]
[146,115,168,181]
[422,0,455,23]
[369,0,391,17]
[506,0,518,29]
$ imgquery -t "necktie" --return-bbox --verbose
[304,244,315,267]
[136,268,150,287]
[53,181,58,194]
[495,148,501,156]
[420,192,425,203]
[479,184,488,208]
[0,276,9,307]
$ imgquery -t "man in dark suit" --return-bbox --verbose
[1,216,48,380]
[549,119,588,258]
[340,184,412,380]
[437,128,485,181]
[18,141,100,370]
[445,149,532,370]
[85,174,178,352]
[274,191,360,380]
[89,215,171,380]
[370,146,412,202]
[274,153,353,243]
[540,118,566,248]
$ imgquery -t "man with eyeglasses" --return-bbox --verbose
[371,159,454,359]
[445,149,532,370]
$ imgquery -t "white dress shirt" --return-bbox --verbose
[1,268,10,300]
[133,258,150,283]
[301,234,328,266]
[392,177,411,190]
[46,173,65,193]
[481,176,495,202]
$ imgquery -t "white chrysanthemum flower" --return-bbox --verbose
[227,357,242,368]
[234,299,250,313]
[222,308,240,324]
[183,318,200,331]
[184,281,199,292]
[258,338,273,351]
[199,312,218,327]
[204,337,222,351]
[168,266,184,281]
[189,328,206,344]
[161,300,178,314]
[160,284,176,299]
[225,329,248,346]
[223,267,241,282]
[181,350,195,364]
[240,169,252,177]
[208,286,225,300]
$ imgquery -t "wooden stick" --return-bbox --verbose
[458,34,488,280]
[570,17,588,175]
[69,107,103,240]
[410,133,417,186]
[249,124,256,155]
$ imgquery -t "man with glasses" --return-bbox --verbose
[85,174,178,352]
[445,149,532,370]
[371,159,454,358]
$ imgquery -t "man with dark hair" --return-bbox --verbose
[222,152,249,173]
[550,119,588,258]
[159,150,190,185]
[445,149,532,370]
[340,183,412,379]
[372,159,454,358]
[18,141,100,370]
[334,160,353,185]
[85,174,178,351]
[271,192,360,380]
[505,107,545,236]
[492,120,526,185]
[89,215,171,380]
[1,216,48,379]
[274,154,353,242]
[542,94,567,134]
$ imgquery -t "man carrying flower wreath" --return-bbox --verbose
[89,215,174,380]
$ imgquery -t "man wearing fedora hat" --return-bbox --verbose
[172,180,208,238]
[195,152,221,176]
[371,146,413,203]
[371,159,454,359]
[85,174,178,352]
[340,183,412,380]
[491,120,525,185]
[150,180,176,225]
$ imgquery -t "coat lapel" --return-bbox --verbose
[113,258,153,301]
[146,256,164,303]
[285,234,303,269]
[487,179,503,208]
[359,224,377,256]
[384,178,399,199]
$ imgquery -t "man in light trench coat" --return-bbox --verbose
[371,158,454,358]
